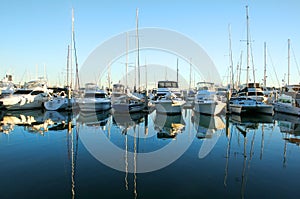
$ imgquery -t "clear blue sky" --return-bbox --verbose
[1,0,300,87]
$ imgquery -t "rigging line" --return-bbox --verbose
[291,45,300,78]
[267,50,280,88]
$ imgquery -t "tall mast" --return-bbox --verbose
[126,32,128,89]
[246,5,250,85]
[108,62,111,91]
[136,8,140,92]
[189,59,192,90]
[67,45,70,87]
[263,42,267,88]
[236,51,243,88]
[72,8,80,91]
[176,58,179,83]
[228,24,234,90]
[70,8,74,90]
[288,39,290,85]
[145,58,147,90]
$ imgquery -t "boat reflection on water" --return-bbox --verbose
[191,111,225,139]
[0,110,73,134]
[230,113,273,126]
[153,112,185,139]
[76,110,111,128]
[274,112,300,146]
[112,112,146,134]
[0,110,46,134]
[227,111,274,198]
[191,111,225,158]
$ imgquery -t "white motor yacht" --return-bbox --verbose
[193,82,226,115]
[77,83,111,112]
[111,83,146,113]
[273,94,300,116]
[0,79,50,110]
[44,89,74,111]
[154,91,185,114]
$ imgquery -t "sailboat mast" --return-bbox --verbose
[263,42,267,88]
[70,8,74,90]
[189,59,192,90]
[228,24,234,90]
[288,39,290,85]
[237,51,243,88]
[246,5,250,85]
[176,58,179,83]
[136,8,140,92]
[72,8,80,91]
[126,32,129,89]
[67,45,70,87]
[108,63,111,91]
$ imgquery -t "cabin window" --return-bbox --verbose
[158,82,178,88]
[31,91,45,95]
[13,90,32,95]
[279,98,292,103]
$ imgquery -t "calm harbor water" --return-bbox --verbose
[1,109,300,199]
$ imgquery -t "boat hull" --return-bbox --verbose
[78,101,111,112]
[193,101,226,115]
[154,100,184,114]
[0,96,47,110]
[273,103,300,116]
[44,98,74,111]
[230,104,273,115]
[112,102,145,113]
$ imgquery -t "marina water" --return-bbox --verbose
[1,109,300,199]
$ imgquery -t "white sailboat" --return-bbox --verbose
[44,8,79,111]
[193,82,226,115]
[273,39,300,116]
[229,5,273,115]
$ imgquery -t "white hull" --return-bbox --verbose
[193,101,226,115]
[230,104,273,115]
[78,101,111,112]
[44,98,74,111]
[112,102,145,113]
[154,99,185,114]
[273,103,300,116]
[0,95,47,110]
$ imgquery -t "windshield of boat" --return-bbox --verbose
[158,81,178,88]
[113,84,125,92]
[31,90,46,95]
[84,93,107,98]
[13,90,32,95]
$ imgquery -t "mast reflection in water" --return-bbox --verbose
[1,109,300,199]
